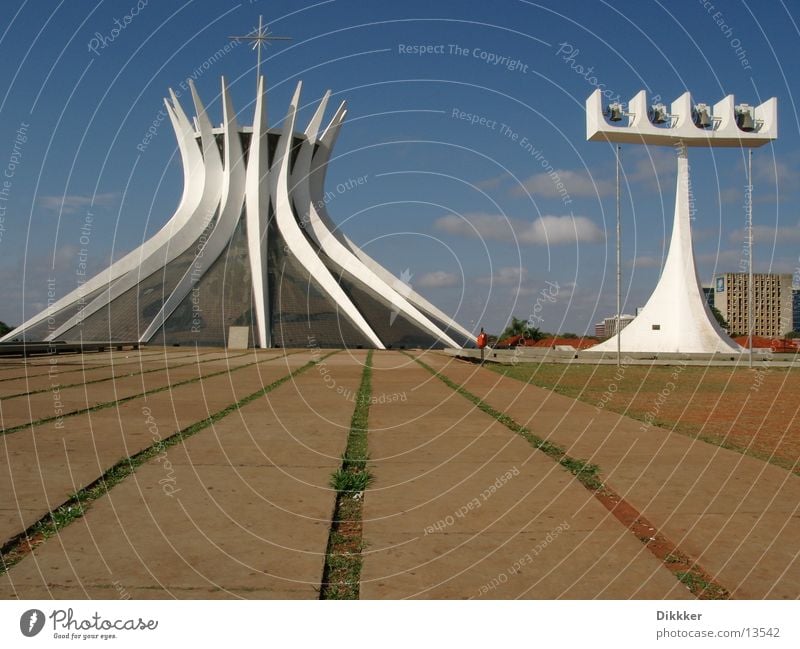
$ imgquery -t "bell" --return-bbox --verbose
[736,104,755,131]
[605,102,624,122]
[648,103,669,124]
[692,103,712,128]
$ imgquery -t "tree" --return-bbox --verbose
[786,331,800,339]
[0,321,11,337]
[499,316,543,342]
[710,306,728,330]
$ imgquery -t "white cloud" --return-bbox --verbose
[728,221,800,244]
[718,187,743,205]
[634,148,676,176]
[696,249,799,277]
[524,214,604,245]
[696,249,746,267]
[475,173,507,190]
[759,257,800,274]
[628,255,662,269]
[416,271,460,288]
[625,148,677,190]
[510,154,676,200]
[434,212,604,246]
[38,192,118,214]
[756,158,797,186]
[719,185,777,205]
[513,169,613,198]
[477,266,528,286]
[718,158,800,204]
[435,212,511,239]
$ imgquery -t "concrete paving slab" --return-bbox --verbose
[0,351,364,599]
[0,353,262,430]
[361,352,691,599]
[365,460,609,536]
[0,350,239,395]
[664,512,800,599]
[421,352,800,599]
[363,530,692,599]
[0,353,314,544]
[0,349,210,388]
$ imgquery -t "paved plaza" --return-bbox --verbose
[0,348,797,599]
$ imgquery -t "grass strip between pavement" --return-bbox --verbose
[407,352,730,600]
[320,350,374,599]
[0,350,338,576]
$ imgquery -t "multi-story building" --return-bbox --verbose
[702,285,715,309]
[794,288,800,333]
[594,322,605,338]
[603,313,636,339]
[714,273,793,337]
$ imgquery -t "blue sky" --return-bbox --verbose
[0,0,798,336]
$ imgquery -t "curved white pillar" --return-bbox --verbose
[245,75,271,348]
[272,82,384,349]
[295,94,461,347]
[140,77,246,342]
[317,111,474,342]
[308,109,474,343]
[8,87,211,342]
[46,83,225,341]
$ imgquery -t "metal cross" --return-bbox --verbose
[229,15,291,88]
